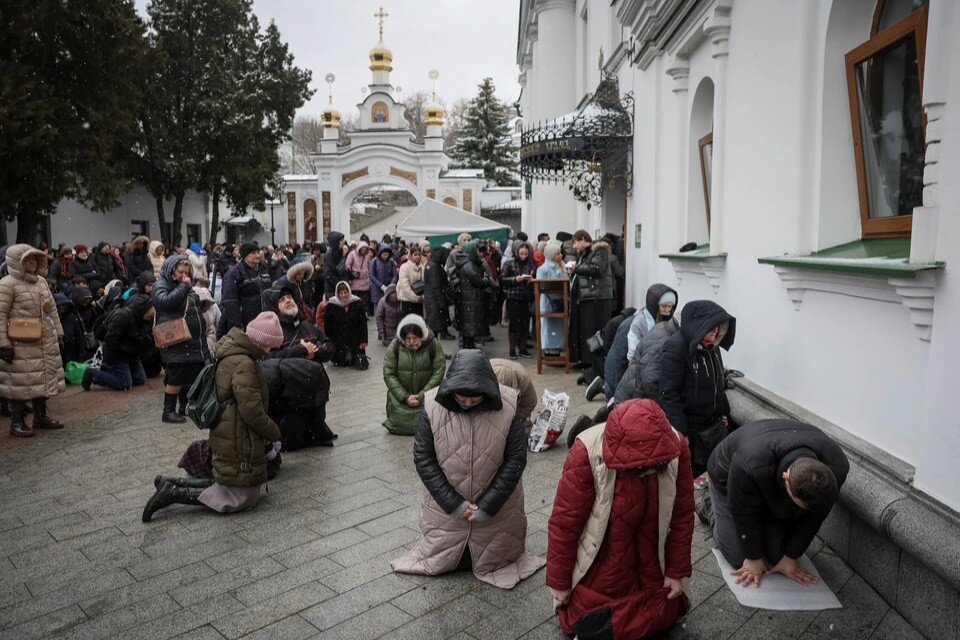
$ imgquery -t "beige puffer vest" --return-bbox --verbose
[571,423,680,589]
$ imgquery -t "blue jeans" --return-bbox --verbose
[93,361,147,391]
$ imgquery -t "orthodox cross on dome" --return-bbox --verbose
[375,6,389,43]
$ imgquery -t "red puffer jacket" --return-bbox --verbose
[547,399,695,638]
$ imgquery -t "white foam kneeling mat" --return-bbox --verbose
[712,549,843,611]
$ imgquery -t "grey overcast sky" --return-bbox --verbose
[134,0,522,117]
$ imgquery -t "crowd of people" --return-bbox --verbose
[0,226,851,638]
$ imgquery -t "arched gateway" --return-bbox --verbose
[281,12,489,244]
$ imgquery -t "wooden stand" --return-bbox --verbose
[532,278,571,374]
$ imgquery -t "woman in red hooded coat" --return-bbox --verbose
[546,399,695,639]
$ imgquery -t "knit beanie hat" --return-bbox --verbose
[74,244,89,254]
[239,242,259,259]
[245,311,284,350]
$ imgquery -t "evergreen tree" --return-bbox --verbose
[132,0,311,246]
[450,78,518,187]
[0,0,147,244]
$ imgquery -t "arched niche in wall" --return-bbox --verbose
[442,196,458,208]
[371,101,389,124]
[687,77,714,246]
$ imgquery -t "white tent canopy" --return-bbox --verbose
[394,199,512,239]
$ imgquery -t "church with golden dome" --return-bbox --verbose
[278,6,519,245]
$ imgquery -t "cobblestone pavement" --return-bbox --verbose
[0,321,923,640]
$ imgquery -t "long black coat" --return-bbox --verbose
[499,255,535,303]
[423,246,451,334]
[124,237,153,283]
[152,256,209,365]
[708,419,849,561]
[323,293,368,365]
[454,242,490,340]
[658,300,735,435]
[572,241,614,302]
[69,256,101,290]
[323,231,348,299]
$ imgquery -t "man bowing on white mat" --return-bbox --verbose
[698,419,849,588]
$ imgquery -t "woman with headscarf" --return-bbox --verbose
[148,240,166,276]
[345,240,373,315]
[453,241,490,350]
[0,245,66,437]
[535,241,566,354]
[422,244,454,341]
[396,245,425,317]
[323,281,368,367]
[499,241,536,359]
[152,255,210,423]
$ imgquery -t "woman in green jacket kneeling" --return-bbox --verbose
[383,314,446,435]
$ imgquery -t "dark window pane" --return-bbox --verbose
[877,0,928,33]
[854,35,924,218]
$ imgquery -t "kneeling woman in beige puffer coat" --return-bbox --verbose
[0,245,66,438]
[391,349,545,589]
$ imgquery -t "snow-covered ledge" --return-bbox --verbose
[659,245,726,293]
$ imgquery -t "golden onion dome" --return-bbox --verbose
[369,43,393,72]
[321,107,341,129]
[425,100,445,126]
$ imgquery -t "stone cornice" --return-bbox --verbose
[664,56,690,93]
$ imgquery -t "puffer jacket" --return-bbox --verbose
[375,284,402,346]
[69,255,100,289]
[392,349,544,588]
[148,241,165,276]
[210,328,281,487]
[423,246,451,334]
[369,243,397,305]
[658,300,735,436]
[124,236,153,283]
[454,242,490,340]
[186,245,207,280]
[572,241,614,302]
[101,293,153,366]
[602,312,636,398]
[323,231,348,299]
[219,260,272,333]
[490,358,538,428]
[346,242,372,292]
[396,259,424,304]
[382,314,446,435]
[616,318,680,405]
[708,419,849,562]
[91,243,118,284]
[194,286,221,356]
[151,255,209,365]
[628,284,679,361]
[0,245,66,400]
[547,399,693,638]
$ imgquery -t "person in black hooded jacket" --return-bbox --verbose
[83,294,154,391]
[92,242,118,285]
[658,299,736,475]
[423,244,454,341]
[124,236,153,283]
[323,231,349,300]
[454,241,491,350]
[704,419,849,588]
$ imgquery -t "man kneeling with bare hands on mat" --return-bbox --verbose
[697,419,849,588]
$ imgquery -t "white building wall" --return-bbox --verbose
[521,0,960,510]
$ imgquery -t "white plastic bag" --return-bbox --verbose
[528,390,570,452]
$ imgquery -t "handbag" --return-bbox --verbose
[153,300,192,348]
[586,330,605,355]
[7,317,42,343]
[411,280,425,296]
[692,418,731,468]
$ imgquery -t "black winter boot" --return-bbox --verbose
[573,607,614,640]
[8,402,33,438]
[142,481,204,522]
[153,475,215,490]
[32,398,65,430]
[162,393,186,424]
[177,389,189,417]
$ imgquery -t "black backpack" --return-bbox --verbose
[186,356,245,430]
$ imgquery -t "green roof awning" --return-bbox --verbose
[758,239,944,279]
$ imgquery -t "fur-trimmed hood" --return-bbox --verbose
[287,261,314,281]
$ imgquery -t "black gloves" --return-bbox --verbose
[0,347,14,364]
